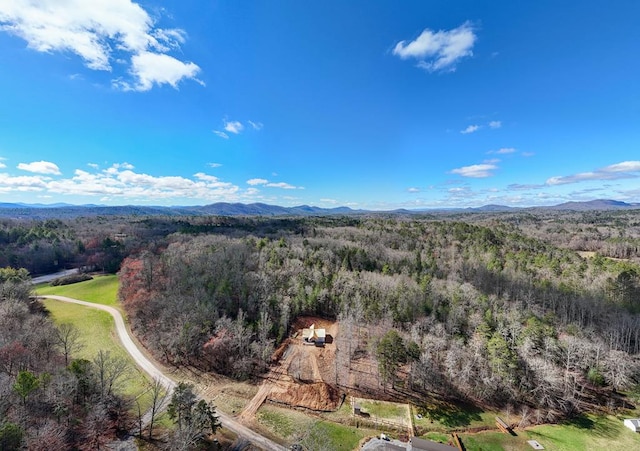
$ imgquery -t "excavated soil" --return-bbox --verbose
[268,381,342,411]
[239,316,342,420]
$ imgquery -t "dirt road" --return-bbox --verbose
[41,295,286,451]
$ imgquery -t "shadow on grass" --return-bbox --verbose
[565,414,594,430]
[418,401,483,428]
[562,413,618,439]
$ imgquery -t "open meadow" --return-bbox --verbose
[36,275,155,411]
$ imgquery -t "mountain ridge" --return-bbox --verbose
[0,199,638,218]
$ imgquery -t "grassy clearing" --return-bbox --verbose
[36,274,119,307]
[41,294,152,412]
[310,421,371,451]
[256,404,377,450]
[459,414,640,451]
[424,431,453,444]
[412,401,496,434]
[357,399,409,425]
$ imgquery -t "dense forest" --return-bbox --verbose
[114,212,640,421]
[3,210,640,426]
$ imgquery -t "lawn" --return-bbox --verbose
[412,400,495,434]
[459,414,640,451]
[358,399,409,423]
[39,276,154,412]
[36,274,120,307]
[256,404,377,450]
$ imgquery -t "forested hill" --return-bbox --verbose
[117,215,640,418]
[1,199,639,219]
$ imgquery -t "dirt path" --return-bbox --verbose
[239,343,296,421]
[41,295,286,451]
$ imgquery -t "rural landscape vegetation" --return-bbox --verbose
[1,203,640,450]
[2,1,640,450]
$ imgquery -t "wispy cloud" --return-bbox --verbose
[248,120,264,131]
[17,161,61,175]
[247,178,268,186]
[546,160,640,186]
[393,21,476,72]
[0,0,202,91]
[213,118,262,138]
[489,120,502,129]
[267,182,300,190]
[461,124,480,134]
[508,183,544,191]
[208,163,222,168]
[246,178,302,190]
[488,147,516,155]
[450,163,497,178]
[407,187,421,193]
[224,120,244,134]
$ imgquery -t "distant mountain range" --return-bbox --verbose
[0,199,638,218]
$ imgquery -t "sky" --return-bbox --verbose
[1,0,639,210]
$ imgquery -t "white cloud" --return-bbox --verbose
[266,182,299,190]
[121,51,201,92]
[461,125,480,134]
[0,162,5,169]
[224,120,244,134]
[407,187,421,193]
[247,178,268,186]
[0,173,49,192]
[450,163,497,178]
[487,147,516,155]
[546,160,640,186]
[320,198,338,204]
[0,0,201,91]
[522,151,535,157]
[87,163,99,169]
[246,178,302,189]
[17,160,61,175]
[248,120,264,131]
[393,22,476,72]
[213,130,229,139]
[489,120,502,129]
[605,161,640,172]
[45,164,240,200]
[208,163,222,168]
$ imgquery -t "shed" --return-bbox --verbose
[624,418,640,432]
[302,324,326,346]
[409,437,457,451]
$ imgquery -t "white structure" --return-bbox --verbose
[302,323,326,346]
[624,418,640,432]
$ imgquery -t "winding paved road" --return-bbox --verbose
[41,295,287,451]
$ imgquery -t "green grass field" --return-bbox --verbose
[357,399,410,426]
[459,414,640,451]
[36,274,119,307]
[256,404,377,450]
[37,276,154,412]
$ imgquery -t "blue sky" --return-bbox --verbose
[1,0,639,209]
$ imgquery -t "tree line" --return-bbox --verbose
[117,214,640,419]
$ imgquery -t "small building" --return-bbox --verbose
[409,436,457,451]
[624,418,640,432]
[302,323,326,346]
